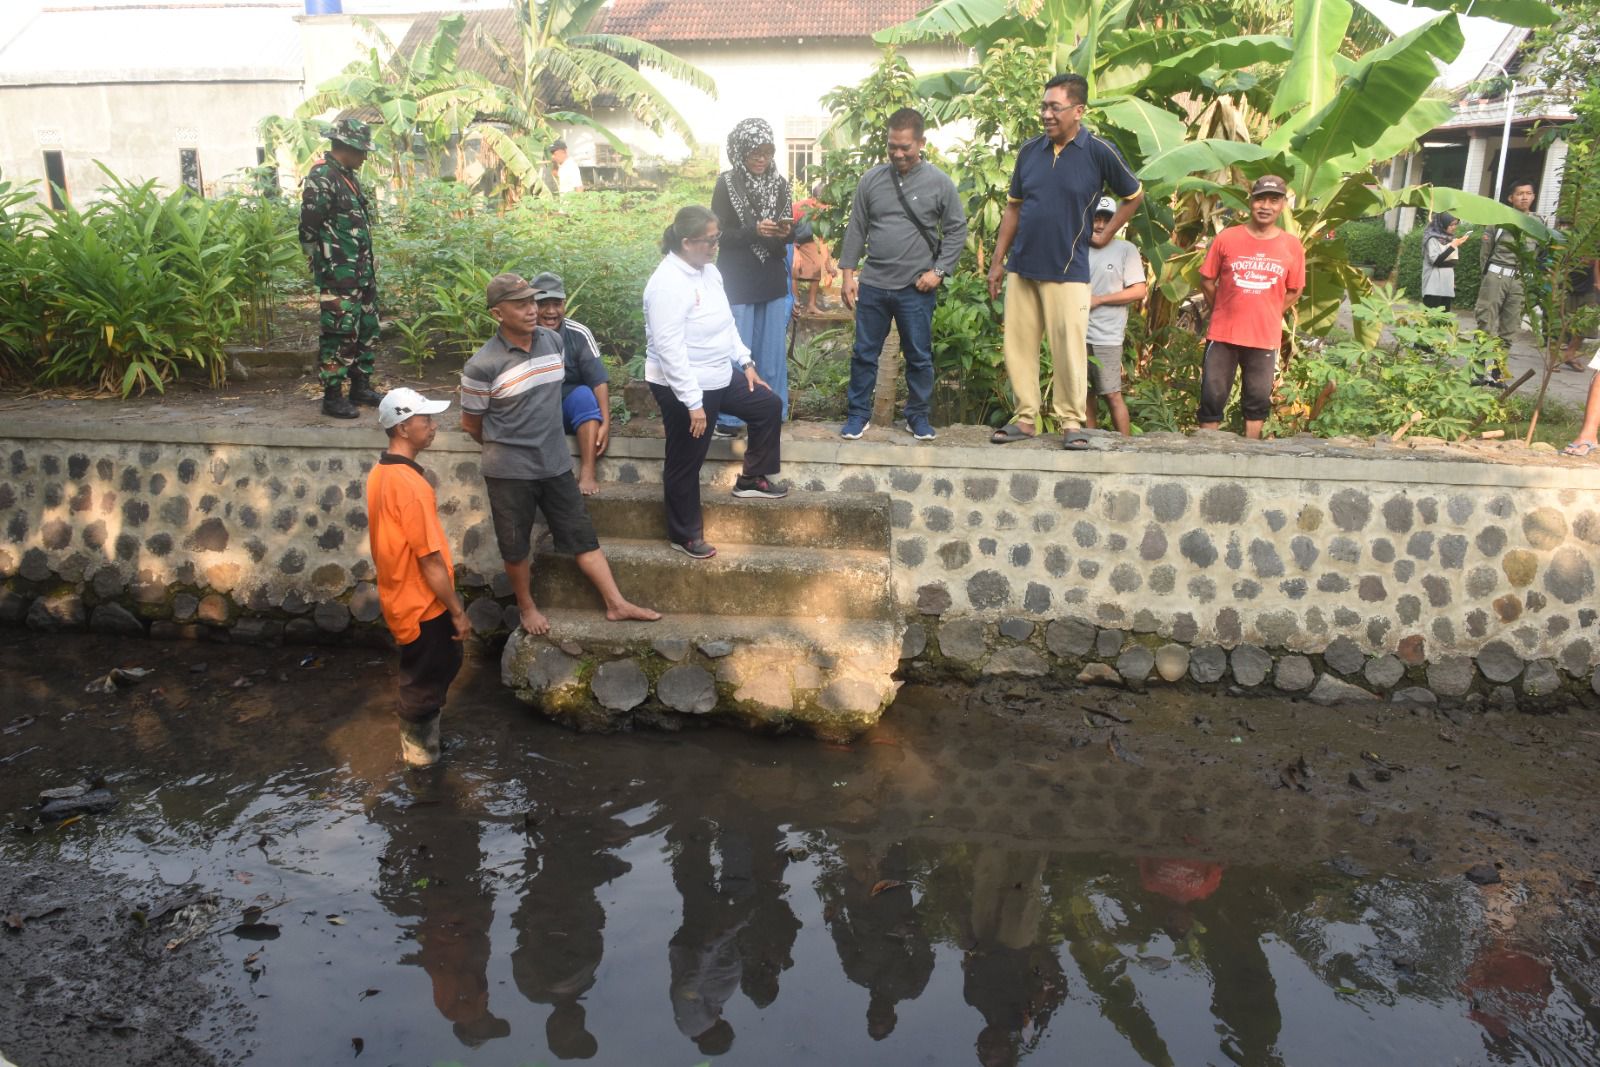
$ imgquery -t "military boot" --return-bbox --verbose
[347,366,382,407]
[322,380,359,419]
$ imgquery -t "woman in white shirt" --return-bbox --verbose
[645,205,788,559]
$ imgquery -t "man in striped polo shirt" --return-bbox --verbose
[460,273,659,636]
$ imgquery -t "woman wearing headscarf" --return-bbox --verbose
[710,118,795,438]
[644,206,788,560]
[1421,212,1469,312]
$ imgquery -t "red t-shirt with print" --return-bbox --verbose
[1200,226,1305,350]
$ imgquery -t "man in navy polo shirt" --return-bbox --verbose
[987,72,1143,449]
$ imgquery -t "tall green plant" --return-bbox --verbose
[456,0,716,197]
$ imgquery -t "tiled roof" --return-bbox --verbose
[395,10,523,84]
[601,0,930,41]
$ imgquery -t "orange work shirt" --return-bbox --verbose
[366,453,453,644]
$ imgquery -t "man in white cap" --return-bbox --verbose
[367,386,470,767]
[1084,196,1145,436]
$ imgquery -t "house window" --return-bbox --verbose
[42,150,66,209]
[787,138,817,182]
[179,149,203,196]
[595,142,622,166]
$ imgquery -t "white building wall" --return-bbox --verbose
[296,13,419,93]
[1538,137,1568,219]
[560,41,969,167]
[0,81,301,203]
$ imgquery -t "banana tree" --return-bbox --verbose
[289,14,475,189]
[1137,0,1555,338]
[456,0,716,198]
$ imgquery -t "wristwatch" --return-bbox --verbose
[931,268,947,279]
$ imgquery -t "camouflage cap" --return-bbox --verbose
[328,118,374,153]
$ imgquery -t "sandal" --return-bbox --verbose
[1562,440,1598,457]
[1562,359,1587,372]
[990,423,1035,444]
[1062,430,1091,451]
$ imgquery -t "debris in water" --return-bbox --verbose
[358,988,381,1000]
[230,922,281,940]
[1469,809,1504,826]
[84,667,154,694]
[298,654,322,669]
[352,1037,364,1056]
[1329,855,1368,878]
[1085,705,1132,725]
[1107,733,1143,767]
[4,912,23,933]
[38,784,116,820]
[1278,755,1312,792]
[1347,772,1368,792]
[1465,864,1502,886]
[1357,811,1379,827]
[870,879,908,897]
[230,677,254,690]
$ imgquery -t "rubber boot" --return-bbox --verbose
[347,366,382,407]
[321,380,359,419]
[399,712,442,768]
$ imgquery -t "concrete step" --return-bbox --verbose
[500,608,904,739]
[531,537,893,620]
[579,483,890,552]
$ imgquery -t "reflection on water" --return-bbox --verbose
[4,651,1598,1067]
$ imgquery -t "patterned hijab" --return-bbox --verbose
[723,117,789,263]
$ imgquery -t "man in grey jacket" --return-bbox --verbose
[837,108,967,441]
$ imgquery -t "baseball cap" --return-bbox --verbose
[531,271,566,301]
[1251,175,1289,198]
[486,272,538,308]
[1094,196,1117,216]
[378,387,451,429]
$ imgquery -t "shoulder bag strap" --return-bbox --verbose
[889,170,941,263]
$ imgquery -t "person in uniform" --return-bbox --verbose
[300,117,384,419]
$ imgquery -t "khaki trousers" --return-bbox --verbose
[1002,274,1090,427]
[1474,269,1523,347]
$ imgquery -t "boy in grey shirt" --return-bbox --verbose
[461,273,659,635]
[1084,198,1146,436]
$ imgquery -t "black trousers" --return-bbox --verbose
[1198,341,1278,424]
[1422,294,1453,310]
[650,379,782,544]
[396,610,463,724]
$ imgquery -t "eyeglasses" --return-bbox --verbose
[1040,102,1084,114]
[686,233,722,246]
[744,148,775,161]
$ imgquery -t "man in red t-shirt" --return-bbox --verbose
[1197,175,1305,439]
[367,386,471,767]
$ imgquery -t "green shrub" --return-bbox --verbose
[1270,287,1501,439]
[1396,225,1481,309]
[1339,219,1400,280]
[0,170,299,395]
[375,179,708,371]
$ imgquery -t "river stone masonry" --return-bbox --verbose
[4,420,1600,716]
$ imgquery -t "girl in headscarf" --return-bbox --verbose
[1421,212,1468,312]
[710,118,795,437]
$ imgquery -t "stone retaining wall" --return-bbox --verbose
[4,421,1600,709]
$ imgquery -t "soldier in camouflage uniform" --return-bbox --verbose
[299,118,384,419]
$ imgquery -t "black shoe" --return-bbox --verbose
[347,367,382,406]
[322,382,359,419]
[712,423,742,439]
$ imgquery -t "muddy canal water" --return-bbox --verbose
[3,630,1600,1067]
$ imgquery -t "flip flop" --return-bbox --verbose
[1562,440,1598,457]
[990,423,1035,444]
[1062,430,1091,451]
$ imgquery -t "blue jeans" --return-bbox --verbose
[846,282,937,422]
[717,294,790,429]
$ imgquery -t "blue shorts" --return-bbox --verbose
[561,385,603,434]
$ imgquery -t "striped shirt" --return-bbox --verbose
[460,327,571,479]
